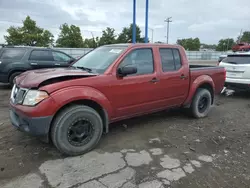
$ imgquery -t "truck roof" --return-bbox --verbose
[103,43,181,48]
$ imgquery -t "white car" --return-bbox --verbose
[219,52,250,91]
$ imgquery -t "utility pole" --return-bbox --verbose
[164,17,172,44]
[238,29,243,43]
[226,38,230,51]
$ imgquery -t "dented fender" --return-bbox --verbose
[50,86,114,119]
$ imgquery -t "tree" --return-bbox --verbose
[83,37,100,48]
[176,38,201,51]
[116,24,144,43]
[99,27,116,46]
[216,38,235,51]
[56,23,84,48]
[238,31,250,43]
[4,16,54,46]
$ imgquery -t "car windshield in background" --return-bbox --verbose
[0,48,26,60]
[223,55,250,64]
[72,46,126,73]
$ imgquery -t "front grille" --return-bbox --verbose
[11,85,27,104]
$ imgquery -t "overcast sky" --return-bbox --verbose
[0,0,249,44]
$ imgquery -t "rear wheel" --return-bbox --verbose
[51,105,103,156]
[9,71,23,87]
[190,88,212,118]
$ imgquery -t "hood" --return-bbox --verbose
[15,67,98,88]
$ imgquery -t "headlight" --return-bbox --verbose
[23,90,49,106]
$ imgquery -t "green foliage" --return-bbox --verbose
[238,31,250,43]
[56,23,84,48]
[176,38,201,51]
[216,38,235,51]
[99,27,116,46]
[4,16,54,46]
[117,24,144,43]
[83,37,100,48]
[4,26,23,45]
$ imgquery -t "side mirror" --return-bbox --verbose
[117,65,137,77]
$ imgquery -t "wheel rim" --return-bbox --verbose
[198,96,209,113]
[67,118,94,146]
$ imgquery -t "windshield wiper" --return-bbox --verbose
[71,66,92,72]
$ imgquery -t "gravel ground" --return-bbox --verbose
[0,61,250,188]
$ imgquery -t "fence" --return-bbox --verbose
[54,47,228,60]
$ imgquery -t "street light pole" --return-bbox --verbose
[144,0,149,43]
[132,0,136,44]
[149,28,154,43]
[164,17,172,44]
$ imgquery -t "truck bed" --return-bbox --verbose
[189,65,225,94]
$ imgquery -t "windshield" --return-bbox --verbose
[223,55,250,64]
[72,46,127,73]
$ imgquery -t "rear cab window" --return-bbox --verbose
[159,48,182,72]
[29,50,53,61]
[223,55,250,64]
[0,48,26,60]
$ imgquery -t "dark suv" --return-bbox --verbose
[0,46,75,85]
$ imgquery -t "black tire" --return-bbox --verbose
[9,71,23,87]
[51,105,103,156]
[190,88,212,118]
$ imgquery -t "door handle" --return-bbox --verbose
[180,74,187,79]
[55,63,61,66]
[149,77,159,83]
[30,62,38,65]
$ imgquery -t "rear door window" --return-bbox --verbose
[159,48,175,71]
[29,50,53,61]
[159,48,182,72]
[172,49,182,69]
[223,55,250,64]
[0,48,26,60]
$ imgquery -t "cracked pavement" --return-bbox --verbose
[1,142,215,188]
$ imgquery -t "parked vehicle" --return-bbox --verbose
[0,46,75,86]
[232,42,250,52]
[218,52,250,91]
[9,43,226,156]
[218,54,227,63]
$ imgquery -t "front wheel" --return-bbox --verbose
[51,105,103,156]
[190,88,212,118]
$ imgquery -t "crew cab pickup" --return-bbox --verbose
[9,43,226,156]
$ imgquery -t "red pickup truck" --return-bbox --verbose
[232,42,250,52]
[9,43,225,155]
